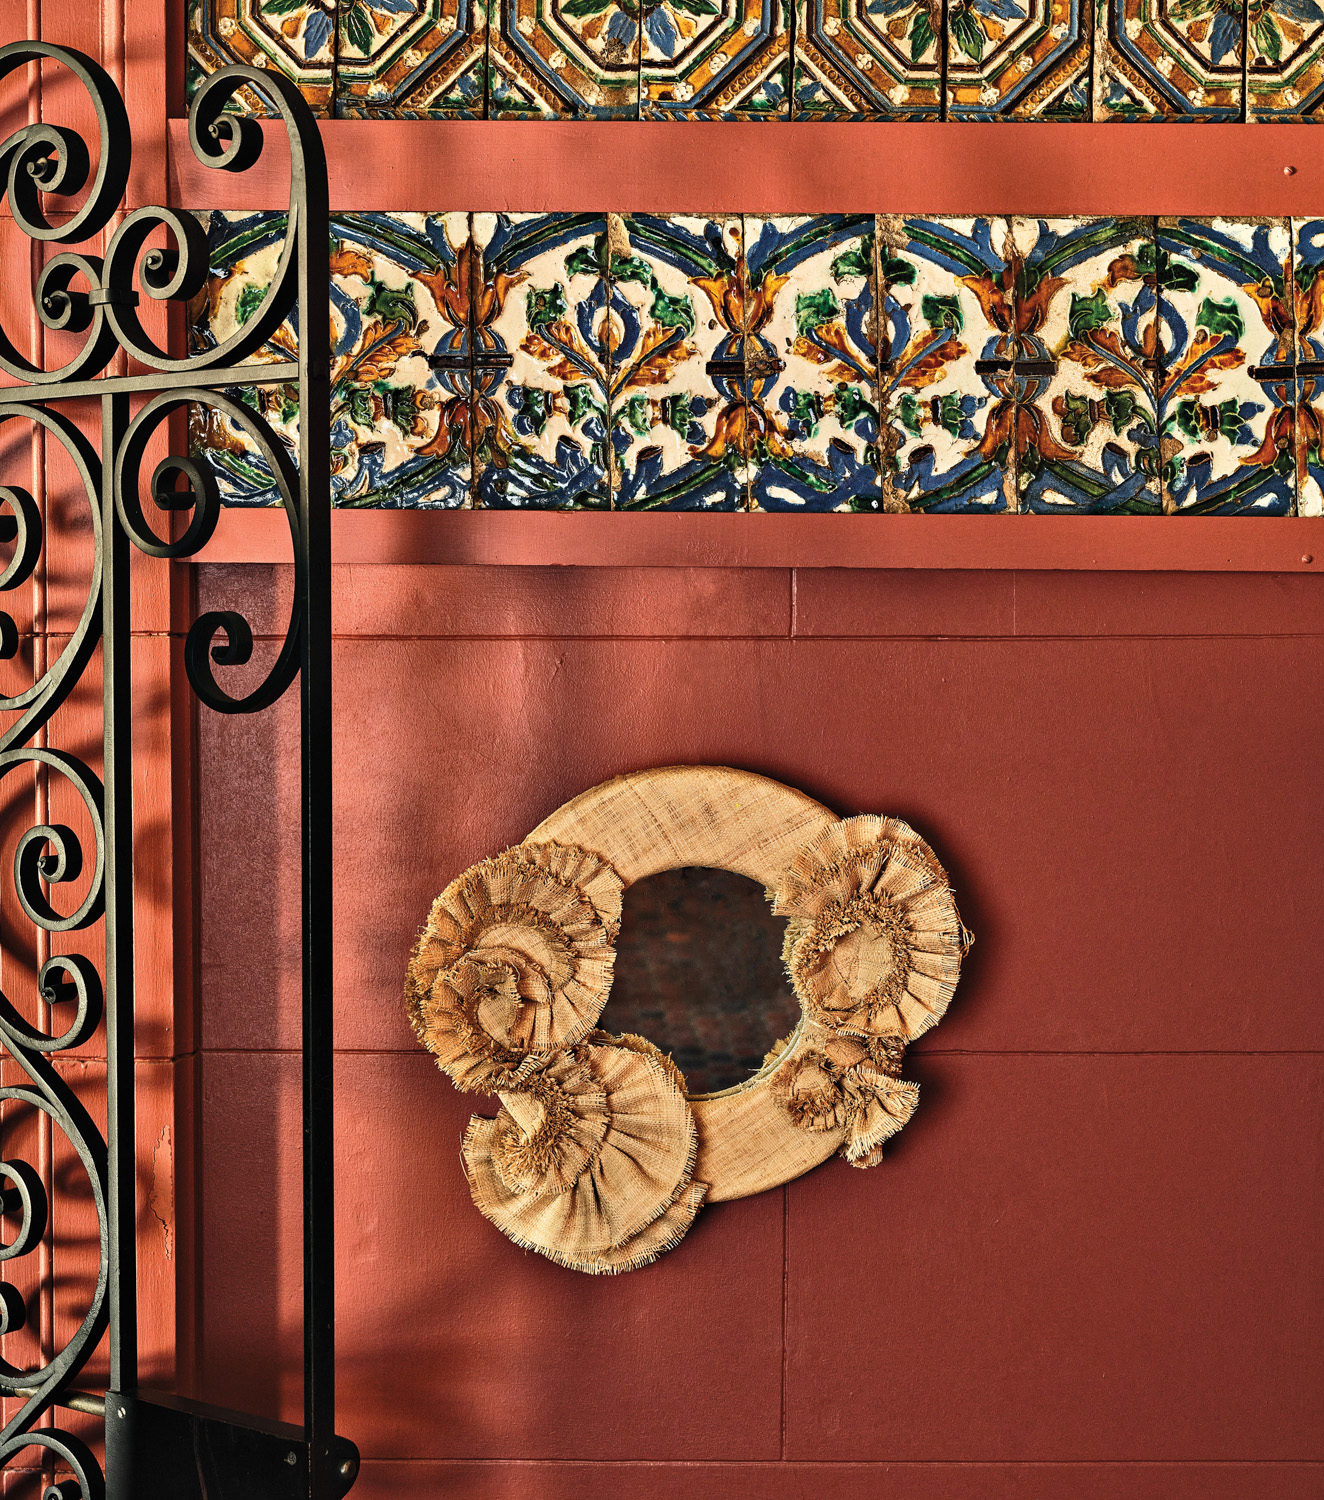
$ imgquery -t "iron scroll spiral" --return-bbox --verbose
[0,40,331,1497]
[114,387,307,712]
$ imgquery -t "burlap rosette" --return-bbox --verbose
[773,814,972,1043]
[406,841,624,1092]
[463,1037,705,1275]
[770,1032,920,1170]
[408,767,971,1272]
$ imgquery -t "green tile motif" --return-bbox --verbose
[190,213,1318,512]
[189,0,1324,115]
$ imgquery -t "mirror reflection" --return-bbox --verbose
[601,866,801,1097]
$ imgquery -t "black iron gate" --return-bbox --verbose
[0,43,355,1498]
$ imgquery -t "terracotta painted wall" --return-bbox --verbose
[193,560,1324,1498]
[3,2,1324,1492]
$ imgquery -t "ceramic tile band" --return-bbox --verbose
[190,210,1316,513]
[187,0,1324,117]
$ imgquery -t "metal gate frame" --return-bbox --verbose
[0,43,353,1498]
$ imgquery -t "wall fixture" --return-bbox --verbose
[406,764,972,1272]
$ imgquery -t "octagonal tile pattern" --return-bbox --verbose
[189,0,1324,113]
[187,0,334,112]
[487,0,640,117]
[947,0,1090,119]
[640,0,791,117]
[336,0,486,116]
[1094,0,1241,118]
[793,0,942,117]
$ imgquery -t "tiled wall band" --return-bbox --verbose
[188,0,1324,116]
[191,210,1321,512]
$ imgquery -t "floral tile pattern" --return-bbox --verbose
[1156,218,1294,513]
[472,213,613,506]
[743,216,881,510]
[191,211,474,506]
[876,217,1015,511]
[335,0,486,116]
[1296,218,1324,516]
[190,213,1322,513]
[611,215,748,510]
[947,0,1090,120]
[1093,0,1242,118]
[487,0,639,116]
[1010,217,1161,512]
[793,0,942,118]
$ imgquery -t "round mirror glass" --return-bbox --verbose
[600,866,801,1097]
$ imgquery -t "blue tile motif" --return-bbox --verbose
[190,210,474,508]
[1157,218,1294,514]
[189,212,1315,512]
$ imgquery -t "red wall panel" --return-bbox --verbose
[192,563,1324,1493]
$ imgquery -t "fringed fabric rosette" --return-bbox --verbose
[462,1036,706,1275]
[407,768,971,1272]
[773,815,972,1043]
[406,841,624,1092]
[406,834,707,1273]
[770,1032,919,1171]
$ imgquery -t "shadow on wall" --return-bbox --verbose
[197,616,304,1422]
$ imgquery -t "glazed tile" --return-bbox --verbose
[1157,218,1294,514]
[187,211,1314,516]
[642,0,791,116]
[1246,0,1324,118]
[186,0,333,114]
[471,213,613,507]
[190,211,473,507]
[1294,218,1324,515]
[487,0,639,117]
[742,216,882,510]
[792,0,942,117]
[335,0,486,116]
[1092,0,1241,119]
[610,214,748,510]
[189,212,295,503]
[1010,217,1161,513]
[876,217,1015,512]
[947,0,1090,119]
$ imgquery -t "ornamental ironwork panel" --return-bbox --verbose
[0,42,355,1499]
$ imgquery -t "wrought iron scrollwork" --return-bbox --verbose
[0,39,343,1498]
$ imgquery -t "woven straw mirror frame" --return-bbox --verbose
[406,766,971,1275]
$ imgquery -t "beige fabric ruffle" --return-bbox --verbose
[463,1037,706,1274]
[773,814,970,1042]
[406,841,623,1091]
[770,1035,919,1168]
[407,768,972,1272]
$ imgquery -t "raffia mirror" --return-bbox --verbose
[406,766,972,1273]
